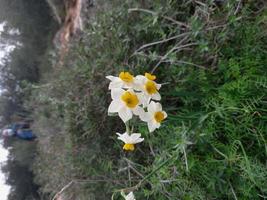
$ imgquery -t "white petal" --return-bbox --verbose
[121,82,134,89]
[129,133,143,144]
[140,111,150,122]
[147,121,157,132]
[133,106,148,122]
[116,132,129,143]
[154,102,162,111]
[152,92,161,101]
[156,83,161,90]
[135,75,146,83]
[125,192,135,200]
[147,101,157,113]
[118,107,133,122]
[133,136,144,144]
[135,138,144,143]
[108,100,122,113]
[163,111,168,118]
[109,79,123,89]
[132,106,144,116]
[155,122,161,129]
[106,75,116,81]
[137,93,149,107]
[111,88,124,99]
[132,80,142,91]
[116,132,123,137]
[141,112,151,122]
[116,133,124,141]
[130,133,142,139]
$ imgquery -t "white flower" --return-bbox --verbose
[124,192,136,200]
[106,71,138,90]
[116,132,144,151]
[144,101,167,132]
[108,88,145,122]
[135,73,161,107]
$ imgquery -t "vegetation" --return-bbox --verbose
[0,0,267,199]
[0,1,56,199]
[0,0,57,124]
[1,139,39,200]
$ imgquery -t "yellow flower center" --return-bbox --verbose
[119,72,134,83]
[145,72,156,81]
[154,111,165,123]
[121,91,139,108]
[123,143,135,151]
[145,81,157,94]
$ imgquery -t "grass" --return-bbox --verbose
[30,0,267,199]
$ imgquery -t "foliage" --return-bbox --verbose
[7,0,267,199]
[0,0,57,124]
[1,139,39,200]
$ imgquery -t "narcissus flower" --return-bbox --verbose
[108,88,145,122]
[135,74,161,107]
[144,101,167,132]
[106,71,138,90]
[116,132,144,151]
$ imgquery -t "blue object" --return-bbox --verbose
[16,129,36,140]
[11,123,21,135]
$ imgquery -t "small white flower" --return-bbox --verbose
[124,192,136,200]
[108,88,145,122]
[106,71,138,90]
[144,101,167,132]
[116,132,144,151]
[135,74,161,107]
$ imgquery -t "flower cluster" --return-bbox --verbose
[106,71,167,151]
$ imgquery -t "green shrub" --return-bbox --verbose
[32,1,267,199]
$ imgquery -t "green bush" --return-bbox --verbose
[32,1,267,199]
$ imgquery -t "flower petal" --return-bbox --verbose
[131,134,144,144]
[125,192,135,200]
[163,111,168,119]
[130,133,142,142]
[116,132,129,143]
[108,100,122,113]
[147,101,157,113]
[111,88,124,99]
[152,92,161,101]
[118,107,133,122]
[147,121,157,132]
[132,105,144,115]
[109,79,123,89]
[116,132,123,137]
[137,93,150,107]
[154,102,162,111]
[132,106,148,122]
[135,75,146,83]
[155,122,161,129]
[106,75,116,81]
[141,112,150,122]
[156,83,161,90]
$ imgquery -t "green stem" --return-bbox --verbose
[112,152,176,196]
[125,122,131,134]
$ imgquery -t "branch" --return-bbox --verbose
[52,181,74,200]
[171,60,206,70]
[134,32,190,53]
[152,42,198,73]
[128,8,190,28]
